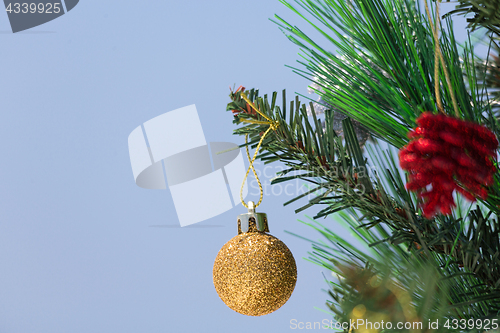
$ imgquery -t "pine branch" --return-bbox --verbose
[292,210,500,330]
[471,39,500,119]
[227,88,404,222]
[443,0,500,36]
[272,0,488,148]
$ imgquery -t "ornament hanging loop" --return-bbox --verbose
[424,0,460,118]
[238,92,279,209]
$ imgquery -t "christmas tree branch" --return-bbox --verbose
[443,0,500,36]
[272,0,489,148]
[292,210,500,329]
[227,87,500,320]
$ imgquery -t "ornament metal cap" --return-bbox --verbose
[237,201,269,234]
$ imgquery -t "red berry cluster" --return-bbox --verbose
[399,112,498,218]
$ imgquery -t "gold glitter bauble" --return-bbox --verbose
[213,231,297,316]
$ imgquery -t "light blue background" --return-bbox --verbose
[0,1,483,332]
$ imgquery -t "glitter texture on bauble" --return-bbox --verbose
[213,202,297,316]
